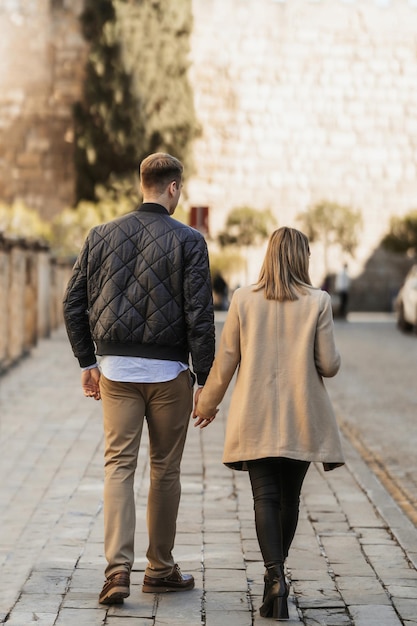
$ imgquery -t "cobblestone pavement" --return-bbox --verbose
[0,317,416,626]
[327,313,417,529]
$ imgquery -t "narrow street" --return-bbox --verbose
[0,316,416,624]
[327,313,417,526]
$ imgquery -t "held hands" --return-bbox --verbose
[192,387,218,429]
[81,367,101,401]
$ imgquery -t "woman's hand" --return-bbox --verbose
[192,387,218,428]
[193,411,218,429]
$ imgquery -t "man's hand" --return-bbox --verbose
[81,367,101,401]
[192,387,218,428]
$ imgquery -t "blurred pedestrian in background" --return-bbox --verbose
[212,271,229,311]
[335,263,350,319]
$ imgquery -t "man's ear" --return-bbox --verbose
[168,180,177,196]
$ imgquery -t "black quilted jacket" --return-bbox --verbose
[63,203,215,384]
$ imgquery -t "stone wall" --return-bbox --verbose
[1,0,417,308]
[187,0,417,298]
[0,0,86,218]
[0,234,72,373]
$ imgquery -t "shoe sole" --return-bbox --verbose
[99,589,130,605]
[142,582,195,593]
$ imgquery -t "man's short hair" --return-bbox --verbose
[140,153,183,194]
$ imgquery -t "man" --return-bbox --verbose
[335,263,350,319]
[63,153,215,605]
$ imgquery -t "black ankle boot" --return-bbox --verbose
[259,564,289,620]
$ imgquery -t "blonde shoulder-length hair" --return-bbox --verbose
[254,227,312,301]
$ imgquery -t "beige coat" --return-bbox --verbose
[197,285,345,471]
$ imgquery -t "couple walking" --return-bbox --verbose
[63,152,344,620]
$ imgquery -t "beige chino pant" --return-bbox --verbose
[100,370,193,579]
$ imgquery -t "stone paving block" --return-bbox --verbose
[348,603,402,625]
[3,612,57,625]
[175,531,202,545]
[339,502,385,529]
[165,542,202,563]
[204,591,249,611]
[319,534,365,562]
[387,581,417,598]
[291,579,340,600]
[331,561,375,577]
[314,519,352,535]
[204,568,248,592]
[204,532,241,545]
[381,568,417,583]
[68,566,104,592]
[362,542,411,563]
[205,610,252,626]
[302,608,352,625]
[54,607,112,625]
[204,554,246,569]
[335,576,390,606]
[12,592,62,613]
[23,568,71,594]
[357,527,398,545]
[243,549,262,562]
[391,597,417,620]
[240,524,257,541]
[62,591,105,609]
[203,518,240,532]
[151,589,203,623]
[297,597,346,610]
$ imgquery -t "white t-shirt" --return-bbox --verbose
[335,269,350,292]
[100,355,188,383]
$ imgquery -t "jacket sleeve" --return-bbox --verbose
[314,291,341,378]
[197,290,240,416]
[62,237,97,368]
[183,235,215,384]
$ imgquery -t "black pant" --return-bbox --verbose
[247,457,310,568]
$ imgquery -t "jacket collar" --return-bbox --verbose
[138,202,170,215]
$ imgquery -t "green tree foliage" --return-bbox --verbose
[0,202,51,241]
[217,206,276,284]
[217,206,276,248]
[297,201,362,271]
[50,192,133,258]
[208,249,245,280]
[381,210,417,256]
[74,0,198,202]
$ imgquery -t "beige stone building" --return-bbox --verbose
[1,0,417,307]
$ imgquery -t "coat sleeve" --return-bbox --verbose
[314,291,341,378]
[62,237,97,368]
[183,235,215,384]
[197,290,241,416]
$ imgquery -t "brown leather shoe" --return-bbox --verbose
[142,564,195,593]
[99,570,130,605]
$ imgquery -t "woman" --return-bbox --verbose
[193,227,344,620]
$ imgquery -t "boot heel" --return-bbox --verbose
[273,594,289,620]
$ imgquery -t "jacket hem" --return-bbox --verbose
[95,341,188,364]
